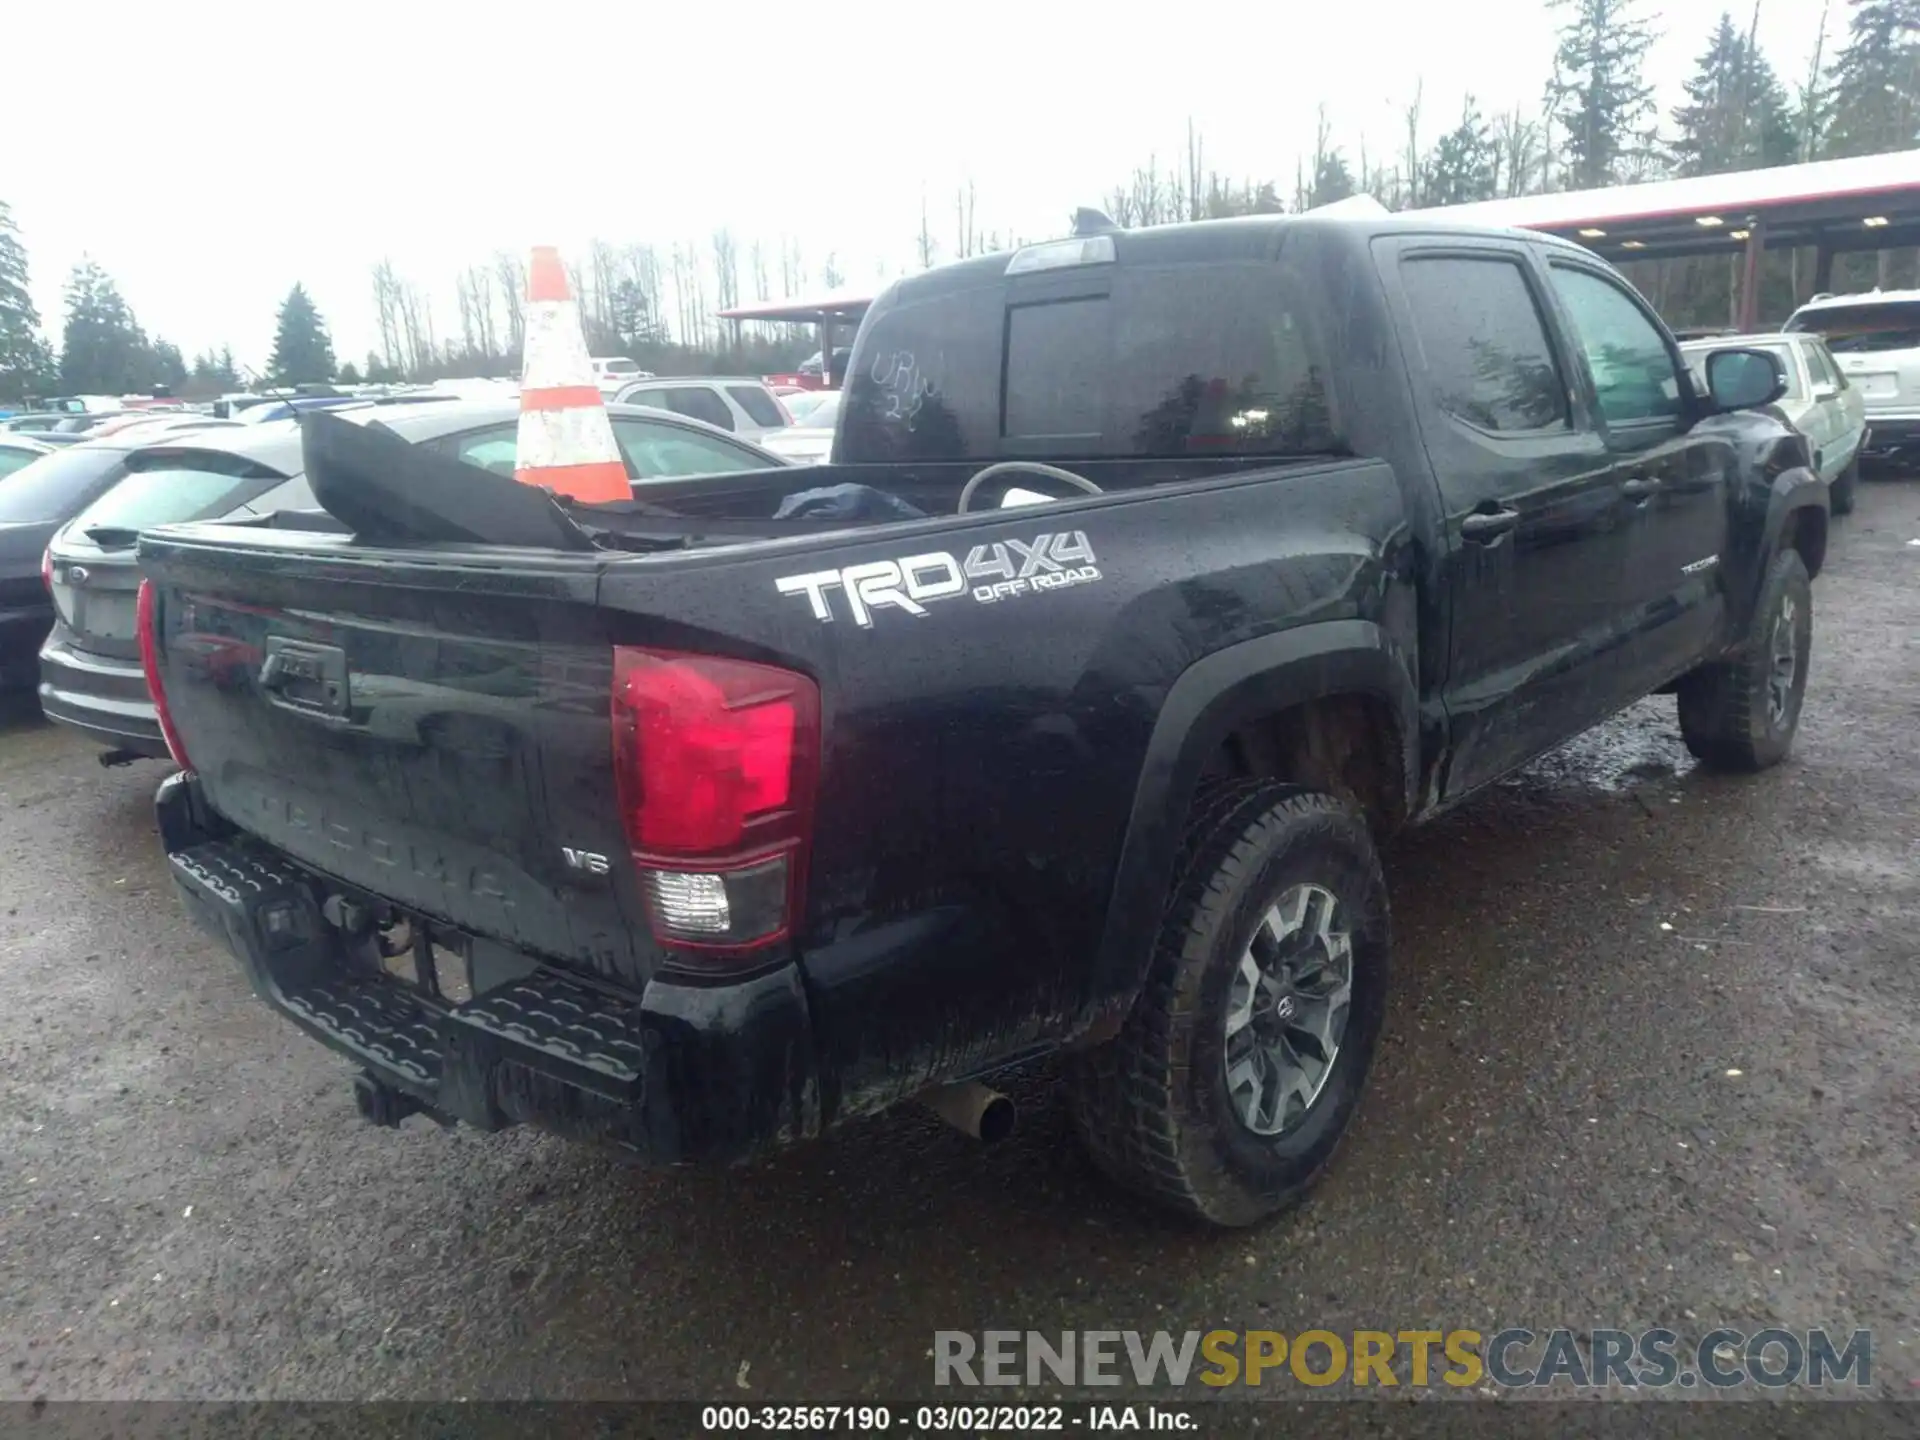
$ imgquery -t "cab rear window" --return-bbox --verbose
[840,258,1338,462]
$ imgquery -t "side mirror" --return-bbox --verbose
[1811,382,1839,401]
[1705,348,1787,412]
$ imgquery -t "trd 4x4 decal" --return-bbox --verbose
[775,531,1100,628]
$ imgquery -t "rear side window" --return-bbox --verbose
[1804,342,1843,390]
[0,445,44,480]
[841,258,1339,461]
[1787,301,1920,354]
[1399,256,1568,432]
[611,418,768,480]
[72,451,290,531]
[0,446,125,523]
[726,385,786,428]
[665,387,734,431]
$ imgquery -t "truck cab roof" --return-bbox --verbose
[841,212,1588,469]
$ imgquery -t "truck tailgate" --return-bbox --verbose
[140,528,657,984]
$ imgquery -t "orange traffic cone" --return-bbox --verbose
[515,245,631,504]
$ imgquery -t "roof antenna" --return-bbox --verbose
[1070,207,1120,237]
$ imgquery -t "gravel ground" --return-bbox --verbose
[1,478,1916,1405]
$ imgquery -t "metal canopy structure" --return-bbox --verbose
[717,289,876,385]
[1405,149,1920,328]
[716,287,875,329]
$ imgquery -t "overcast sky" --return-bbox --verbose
[8,0,1840,373]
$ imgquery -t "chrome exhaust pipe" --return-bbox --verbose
[922,1081,1015,1144]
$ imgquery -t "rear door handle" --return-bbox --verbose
[1460,508,1521,544]
[1621,476,1663,501]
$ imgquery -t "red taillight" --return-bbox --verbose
[136,579,192,770]
[611,647,819,959]
[40,547,52,593]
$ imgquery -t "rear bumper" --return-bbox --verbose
[37,630,169,755]
[1861,416,1920,459]
[156,771,821,1163]
[0,605,52,691]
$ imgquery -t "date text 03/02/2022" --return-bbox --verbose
[701,1405,1194,1432]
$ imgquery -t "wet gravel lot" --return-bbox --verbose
[1,478,1916,1406]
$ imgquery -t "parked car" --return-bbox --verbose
[1784,289,1920,467]
[779,389,838,426]
[591,357,652,392]
[235,393,452,425]
[4,413,74,435]
[85,413,243,441]
[145,213,1825,1227]
[611,376,792,440]
[759,390,839,465]
[1681,332,1868,513]
[0,434,52,480]
[42,400,785,753]
[45,411,135,436]
[394,397,787,483]
[1,435,183,693]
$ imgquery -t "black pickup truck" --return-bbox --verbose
[141,214,1826,1227]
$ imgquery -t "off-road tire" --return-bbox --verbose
[1068,782,1389,1227]
[1677,549,1813,772]
[1830,456,1858,516]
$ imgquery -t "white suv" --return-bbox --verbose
[611,376,792,441]
[1783,290,1920,467]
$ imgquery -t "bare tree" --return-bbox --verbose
[711,229,740,315]
[954,180,978,259]
[623,243,664,342]
[916,193,938,269]
[370,260,403,373]
[1403,80,1425,209]
[1185,119,1205,222]
[493,250,527,358]
[1493,106,1544,197]
[750,239,771,301]
[455,270,481,360]
[395,278,434,376]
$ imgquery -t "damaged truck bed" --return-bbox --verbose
[143,214,1826,1225]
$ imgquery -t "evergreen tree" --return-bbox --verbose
[59,259,150,395]
[150,339,188,391]
[1670,13,1799,175]
[336,359,363,384]
[1424,100,1502,205]
[191,347,242,389]
[1547,0,1659,189]
[268,284,337,385]
[1824,0,1920,157]
[0,201,56,404]
[1309,151,1357,208]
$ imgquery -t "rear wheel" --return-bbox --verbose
[1677,549,1812,772]
[1830,456,1858,516]
[1068,783,1389,1227]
